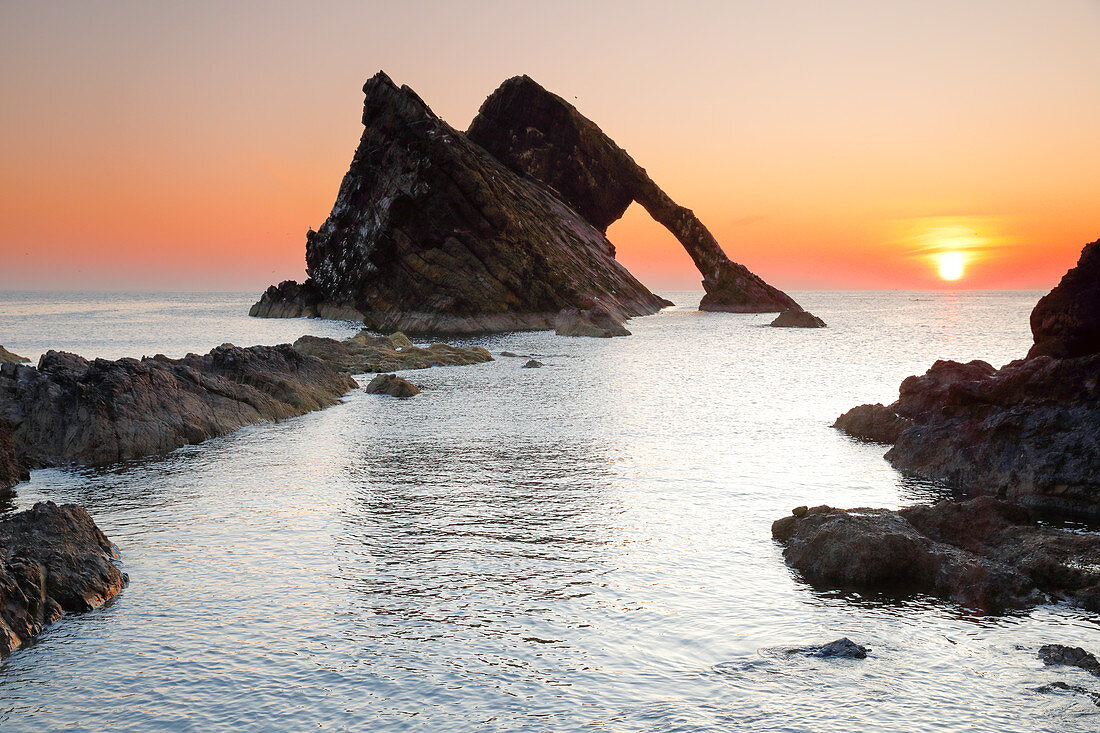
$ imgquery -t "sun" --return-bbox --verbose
[936,251,965,281]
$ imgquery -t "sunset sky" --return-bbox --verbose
[1,0,1097,292]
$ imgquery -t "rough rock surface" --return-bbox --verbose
[293,330,492,374]
[555,306,631,337]
[0,344,356,469]
[832,403,912,444]
[772,497,1100,613]
[0,346,29,364]
[770,309,826,328]
[467,75,799,314]
[0,420,28,490]
[252,72,668,334]
[1040,645,1100,676]
[834,239,1100,517]
[1029,238,1100,359]
[364,374,420,398]
[0,501,127,656]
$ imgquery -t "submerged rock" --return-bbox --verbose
[522,359,543,368]
[1039,645,1100,676]
[251,72,668,335]
[833,239,1100,518]
[797,638,869,659]
[364,374,420,398]
[555,306,630,338]
[0,344,356,469]
[293,330,492,374]
[769,309,826,328]
[0,346,29,364]
[0,420,28,490]
[0,501,127,656]
[467,75,799,314]
[772,497,1100,613]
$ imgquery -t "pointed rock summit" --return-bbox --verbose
[252,72,799,332]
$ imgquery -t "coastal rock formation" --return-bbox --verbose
[833,239,1100,517]
[1029,238,1100,359]
[0,420,28,490]
[770,309,826,328]
[831,403,911,444]
[253,72,668,335]
[293,330,492,374]
[467,75,800,314]
[554,305,631,337]
[364,374,420,398]
[772,497,1100,613]
[0,344,356,468]
[0,501,127,656]
[0,346,29,364]
[249,280,363,321]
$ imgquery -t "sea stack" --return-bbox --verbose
[252,72,800,332]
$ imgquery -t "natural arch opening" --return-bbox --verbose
[605,202,701,301]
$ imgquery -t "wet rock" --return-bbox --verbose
[364,374,420,398]
[0,346,29,364]
[251,72,668,335]
[522,360,543,368]
[770,309,826,328]
[293,330,492,374]
[0,420,28,490]
[467,75,799,314]
[832,403,912,444]
[0,344,357,469]
[1039,645,1100,676]
[1035,680,1100,707]
[0,501,127,656]
[555,306,630,338]
[500,351,520,358]
[799,637,869,659]
[773,497,1100,612]
[1029,238,1100,359]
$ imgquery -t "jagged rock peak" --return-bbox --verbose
[1029,237,1100,359]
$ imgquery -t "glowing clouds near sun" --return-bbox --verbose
[892,217,1012,286]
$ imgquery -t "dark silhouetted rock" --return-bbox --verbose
[1040,645,1100,676]
[798,638,869,659]
[249,280,362,321]
[1029,238,1100,359]
[293,330,492,374]
[0,346,29,364]
[773,497,1100,613]
[770,309,826,328]
[364,373,420,398]
[522,359,543,368]
[555,306,630,337]
[833,403,912,444]
[0,420,28,490]
[0,345,357,469]
[467,75,800,314]
[252,72,668,335]
[0,501,127,656]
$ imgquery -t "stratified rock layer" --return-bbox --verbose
[292,331,492,374]
[467,75,800,314]
[772,498,1100,613]
[0,501,127,656]
[0,344,356,468]
[254,72,668,334]
[833,238,1100,517]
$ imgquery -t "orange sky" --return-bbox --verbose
[1,1,1097,292]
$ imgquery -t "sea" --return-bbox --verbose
[0,289,1097,732]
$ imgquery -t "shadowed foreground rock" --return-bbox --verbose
[770,309,826,328]
[0,502,127,656]
[0,346,29,364]
[772,497,1100,613]
[0,344,356,469]
[833,238,1100,517]
[364,374,420,398]
[292,330,492,374]
[252,72,668,335]
[0,420,28,490]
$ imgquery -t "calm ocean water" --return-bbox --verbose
[0,289,1098,732]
